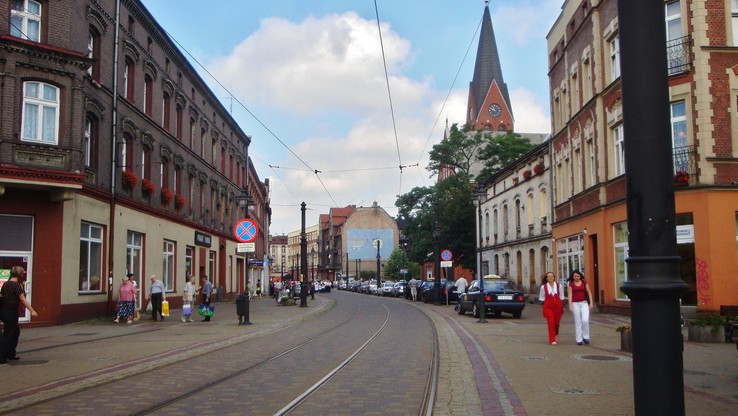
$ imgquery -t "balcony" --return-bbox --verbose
[667,35,691,75]
[673,145,696,184]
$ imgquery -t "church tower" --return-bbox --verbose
[467,1,514,132]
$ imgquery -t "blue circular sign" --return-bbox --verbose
[440,249,453,261]
[233,219,258,243]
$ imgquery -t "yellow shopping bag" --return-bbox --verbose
[161,300,170,316]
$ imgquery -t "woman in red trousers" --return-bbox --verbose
[539,272,565,345]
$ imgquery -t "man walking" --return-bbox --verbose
[201,275,213,321]
[409,277,418,301]
[148,275,166,321]
[455,275,468,294]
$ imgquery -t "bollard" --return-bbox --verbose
[236,294,252,325]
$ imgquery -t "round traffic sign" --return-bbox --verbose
[440,249,453,261]
[233,218,259,243]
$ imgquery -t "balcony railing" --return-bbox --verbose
[673,144,696,182]
[667,35,691,75]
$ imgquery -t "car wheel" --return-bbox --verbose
[472,303,480,318]
[457,303,465,315]
[512,311,522,319]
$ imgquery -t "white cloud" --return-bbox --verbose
[511,88,551,134]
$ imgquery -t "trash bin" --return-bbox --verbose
[217,286,223,302]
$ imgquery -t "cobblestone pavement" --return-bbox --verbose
[1,292,736,416]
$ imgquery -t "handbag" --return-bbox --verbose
[182,303,191,315]
[198,304,214,317]
[146,301,152,312]
[161,300,170,316]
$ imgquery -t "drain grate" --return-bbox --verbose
[572,354,631,362]
[551,387,599,395]
[4,359,49,366]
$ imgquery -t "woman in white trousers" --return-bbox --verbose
[567,270,594,345]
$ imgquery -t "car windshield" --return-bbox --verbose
[482,278,514,291]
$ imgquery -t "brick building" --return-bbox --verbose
[0,0,269,325]
[547,0,738,313]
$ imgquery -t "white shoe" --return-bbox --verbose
[114,318,119,323]
[181,318,186,322]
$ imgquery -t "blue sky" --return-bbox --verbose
[140,0,562,235]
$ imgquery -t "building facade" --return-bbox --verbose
[547,0,738,313]
[0,0,269,325]
[477,143,553,293]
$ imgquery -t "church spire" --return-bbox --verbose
[467,2,514,132]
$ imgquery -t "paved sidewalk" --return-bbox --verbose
[1,293,736,416]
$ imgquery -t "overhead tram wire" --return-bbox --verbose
[160,28,338,208]
[415,9,484,167]
[374,0,405,197]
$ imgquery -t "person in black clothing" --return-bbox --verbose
[0,266,38,364]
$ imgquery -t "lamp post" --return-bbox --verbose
[300,202,308,307]
[473,186,487,323]
[374,239,381,295]
[310,247,315,300]
[617,1,687,414]
[358,259,361,281]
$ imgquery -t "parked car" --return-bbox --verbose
[381,281,395,296]
[420,279,459,304]
[392,281,407,297]
[418,280,436,303]
[455,275,525,318]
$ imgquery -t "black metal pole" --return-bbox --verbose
[300,202,308,307]
[617,1,688,414]
[345,251,349,287]
[434,202,442,305]
[376,240,381,294]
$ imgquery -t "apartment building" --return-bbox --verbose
[548,0,738,313]
[0,0,269,325]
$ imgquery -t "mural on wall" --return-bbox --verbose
[695,258,711,306]
[347,229,394,260]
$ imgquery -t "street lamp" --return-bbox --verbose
[433,202,442,305]
[373,239,382,295]
[472,187,487,323]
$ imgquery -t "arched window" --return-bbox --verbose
[88,26,101,80]
[143,74,153,116]
[84,115,99,168]
[124,57,135,101]
[162,92,171,130]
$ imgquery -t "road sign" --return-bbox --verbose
[233,218,259,243]
[440,249,453,261]
[441,261,453,268]
[237,242,255,253]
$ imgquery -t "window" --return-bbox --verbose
[84,116,98,168]
[670,100,688,172]
[163,240,175,291]
[484,211,490,240]
[733,0,738,46]
[10,0,41,42]
[539,189,547,221]
[160,159,170,189]
[124,57,135,101]
[209,250,216,281]
[614,124,625,176]
[176,105,183,140]
[503,204,509,236]
[574,148,582,194]
[185,246,194,280]
[162,92,171,130]
[610,35,620,81]
[527,194,534,226]
[122,134,133,172]
[87,28,101,80]
[666,1,684,74]
[126,231,143,303]
[174,166,182,196]
[613,222,629,300]
[587,139,596,187]
[21,81,59,144]
[143,75,153,116]
[221,146,226,173]
[515,199,521,233]
[493,208,498,237]
[556,235,584,283]
[142,146,151,180]
[188,175,194,210]
[79,222,103,292]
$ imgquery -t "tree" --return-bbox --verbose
[476,131,536,183]
[384,248,420,280]
[427,123,485,177]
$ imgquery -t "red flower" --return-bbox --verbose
[122,170,138,189]
[533,163,545,175]
[673,170,689,184]
[522,170,532,180]
[174,193,185,211]
[161,187,173,205]
[142,178,156,195]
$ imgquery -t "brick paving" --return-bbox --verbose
[1,293,736,415]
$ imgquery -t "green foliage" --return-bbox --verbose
[691,314,725,335]
[383,248,420,280]
[427,123,485,177]
[476,131,536,183]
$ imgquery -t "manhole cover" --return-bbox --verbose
[572,354,631,362]
[4,359,49,366]
[551,387,599,395]
[521,355,548,361]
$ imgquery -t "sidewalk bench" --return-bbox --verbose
[720,305,738,342]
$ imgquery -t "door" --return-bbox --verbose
[0,254,32,323]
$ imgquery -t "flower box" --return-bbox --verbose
[533,163,545,175]
[673,170,689,185]
[161,187,173,206]
[121,170,138,189]
[522,170,532,180]
[174,194,185,211]
[512,177,519,185]
[141,178,156,195]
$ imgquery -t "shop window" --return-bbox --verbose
[613,222,629,300]
[79,222,103,292]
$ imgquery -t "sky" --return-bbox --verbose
[140,0,563,236]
